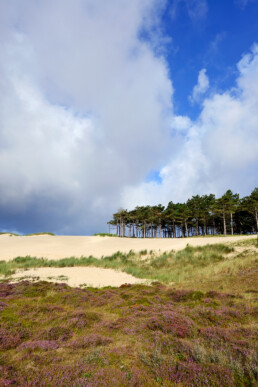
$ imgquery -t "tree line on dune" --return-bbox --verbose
[108,188,258,238]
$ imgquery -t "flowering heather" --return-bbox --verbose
[19,340,59,350]
[0,301,8,310]
[0,283,16,298]
[0,329,21,349]
[66,310,101,328]
[160,361,235,386]
[0,280,257,386]
[68,334,112,348]
[41,326,73,341]
[146,310,195,338]
[166,289,204,302]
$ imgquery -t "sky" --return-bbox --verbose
[0,0,258,235]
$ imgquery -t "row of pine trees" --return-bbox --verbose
[108,188,258,238]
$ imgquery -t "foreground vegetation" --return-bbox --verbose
[0,240,257,385]
[0,281,257,385]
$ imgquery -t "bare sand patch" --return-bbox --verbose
[0,234,256,261]
[8,267,148,288]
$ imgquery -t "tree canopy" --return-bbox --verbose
[108,188,258,238]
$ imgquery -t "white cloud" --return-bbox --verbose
[0,0,174,234]
[122,45,258,208]
[189,68,209,103]
[171,115,192,132]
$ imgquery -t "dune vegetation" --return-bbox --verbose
[0,232,20,237]
[0,232,55,237]
[24,233,56,237]
[0,239,257,385]
[0,239,257,292]
[93,233,119,237]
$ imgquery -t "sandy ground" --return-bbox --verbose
[9,267,148,288]
[0,234,256,262]
[1,234,255,287]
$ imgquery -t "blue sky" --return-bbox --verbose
[161,0,258,118]
[0,0,257,235]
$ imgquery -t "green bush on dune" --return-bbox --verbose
[0,232,55,236]
[24,232,55,236]
[93,233,119,237]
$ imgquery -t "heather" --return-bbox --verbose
[0,280,257,386]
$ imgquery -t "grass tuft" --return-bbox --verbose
[93,233,118,237]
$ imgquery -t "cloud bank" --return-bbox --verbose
[0,0,175,234]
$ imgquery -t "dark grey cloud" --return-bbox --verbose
[0,0,175,234]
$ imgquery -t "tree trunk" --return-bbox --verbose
[213,218,215,235]
[223,210,226,236]
[196,219,199,236]
[185,220,189,237]
[173,220,176,238]
[230,212,234,235]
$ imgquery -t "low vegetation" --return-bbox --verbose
[24,232,55,236]
[0,232,55,237]
[93,233,119,237]
[0,240,257,385]
[0,232,20,237]
[0,280,257,385]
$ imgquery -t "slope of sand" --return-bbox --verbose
[0,234,256,261]
[9,267,148,288]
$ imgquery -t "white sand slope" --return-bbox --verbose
[0,234,256,261]
[10,267,147,288]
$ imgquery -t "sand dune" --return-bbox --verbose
[0,234,255,261]
[10,266,147,288]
